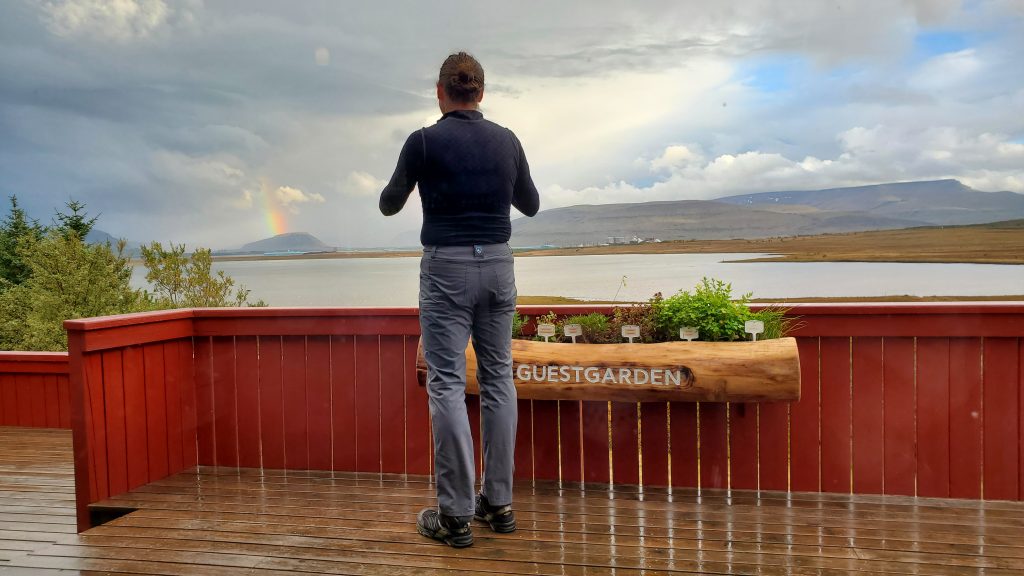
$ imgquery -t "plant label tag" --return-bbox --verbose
[537,323,556,342]
[745,320,765,341]
[622,325,640,343]
[680,327,699,341]
[563,324,582,343]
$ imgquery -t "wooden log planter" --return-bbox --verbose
[415,337,801,402]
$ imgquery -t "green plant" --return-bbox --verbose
[560,312,614,343]
[651,277,754,341]
[511,311,529,338]
[610,302,658,343]
[140,242,265,307]
[533,311,560,341]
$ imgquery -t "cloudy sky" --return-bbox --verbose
[2,0,1023,248]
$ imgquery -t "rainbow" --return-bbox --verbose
[261,183,287,236]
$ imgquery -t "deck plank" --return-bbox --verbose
[6,426,1024,575]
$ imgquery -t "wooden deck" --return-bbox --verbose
[5,428,1024,575]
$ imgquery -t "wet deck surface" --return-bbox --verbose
[3,426,1024,575]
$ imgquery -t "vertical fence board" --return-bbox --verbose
[258,336,285,470]
[513,399,533,481]
[0,376,16,425]
[331,335,357,472]
[559,400,583,483]
[699,403,728,489]
[531,400,560,482]
[102,350,128,496]
[640,402,668,487]
[379,336,406,474]
[916,338,950,498]
[791,337,821,492]
[193,337,215,466]
[178,339,197,470]
[852,337,884,494]
[581,400,610,484]
[85,354,107,500]
[983,337,1020,500]
[44,375,60,428]
[354,335,381,473]
[234,336,261,469]
[15,375,31,426]
[729,403,758,491]
[405,336,431,475]
[28,375,46,427]
[163,341,184,473]
[1019,338,1024,501]
[820,337,851,494]
[670,402,698,488]
[282,336,309,470]
[883,337,916,496]
[305,336,333,471]
[210,337,237,468]
[759,402,788,492]
[948,337,983,499]
[610,402,639,486]
[58,376,71,428]
[122,347,149,490]
[143,344,169,482]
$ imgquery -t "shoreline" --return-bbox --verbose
[209,224,1024,265]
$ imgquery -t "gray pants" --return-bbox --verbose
[419,243,518,518]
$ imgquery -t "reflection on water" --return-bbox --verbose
[131,253,1024,307]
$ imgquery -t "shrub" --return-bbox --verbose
[560,312,614,343]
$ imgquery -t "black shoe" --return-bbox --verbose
[416,508,473,548]
[474,493,516,533]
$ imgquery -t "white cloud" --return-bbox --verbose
[39,0,198,41]
[541,125,1024,208]
[273,185,325,213]
[340,171,386,197]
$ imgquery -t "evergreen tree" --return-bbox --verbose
[53,199,99,240]
[0,196,44,289]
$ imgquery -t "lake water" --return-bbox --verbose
[130,253,1024,306]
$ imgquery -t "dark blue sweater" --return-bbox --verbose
[379,110,540,246]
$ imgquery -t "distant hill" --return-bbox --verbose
[510,179,1024,247]
[714,179,1024,225]
[85,229,142,256]
[235,232,334,254]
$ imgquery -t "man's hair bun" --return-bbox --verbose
[439,52,484,103]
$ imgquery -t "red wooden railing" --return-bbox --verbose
[0,352,70,428]
[22,303,1024,531]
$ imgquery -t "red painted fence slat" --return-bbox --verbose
[354,335,381,473]
[58,375,71,428]
[331,335,357,472]
[729,402,758,491]
[101,350,128,496]
[559,400,583,483]
[282,336,309,470]
[640,402,668,487]
[193,337,215,467]
[234,336,261,469]
[699,402,728,490]
[852,337,884,494]
[819,337,851,494]
[581,400,609,484]
[379,335,406,474]
[306,335,333,471]
[513,399,532,481]
[258,336,285,470]
[85,353,107,501]
[211,337,238,468]
[759,402,788,492]
[0,375,16,425]
[44,375,60,428]
[610,401,639,486]
[983,337,1020,501]
[178,339,198,470]
[791,337,820,492]
[531,399,559,482]
[883,337,916,496]
[122,347,149,490]
[670,402,698,488]
[948,338,983,499]
[163,340,184,473]
[143,344,169,482]
[916,338,950,498]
